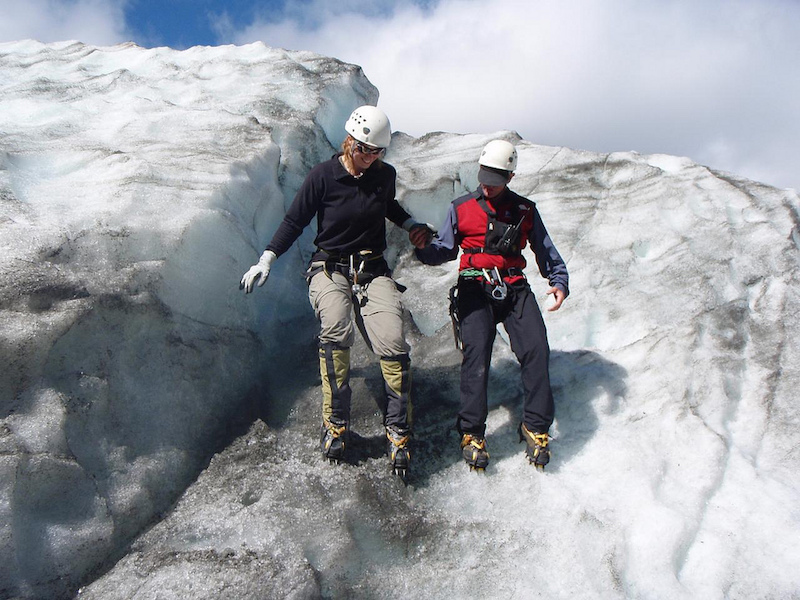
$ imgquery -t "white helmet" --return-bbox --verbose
[345,105,391,148]
[478,140,518,172]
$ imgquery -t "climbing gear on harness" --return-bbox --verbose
[321,417,348,463]
[482,267,508,301]
[458,268,484,278]
[306,249,387,305]
[461,433,490,471]
[350,253,368,305]
[312,249,386,306]
[449,268,525,350]
[386,424,411,479]
[449,284,463,351]
[519,423,550,470]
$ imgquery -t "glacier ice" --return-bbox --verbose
[0,39,375,598]
[1,40,799,600]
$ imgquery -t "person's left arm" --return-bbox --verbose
[528,206,569,311]
[414,203,460,265]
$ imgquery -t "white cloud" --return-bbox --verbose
[226,0,800,190]
[0,0,130,46]
[1,0,797,190]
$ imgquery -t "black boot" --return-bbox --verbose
[386,425,411,478]
[519,423,550,470]
[460,433,489,471]
[320,418,348,463]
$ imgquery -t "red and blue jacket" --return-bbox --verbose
[416,188,569,295]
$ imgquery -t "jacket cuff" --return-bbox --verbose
[401,217,419,231]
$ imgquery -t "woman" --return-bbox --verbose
[240,106,432,477]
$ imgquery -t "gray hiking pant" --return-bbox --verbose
[308,269,412,430]
[308,269,409,356]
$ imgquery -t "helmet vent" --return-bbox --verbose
[363,127,371,135]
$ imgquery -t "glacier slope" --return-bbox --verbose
[0,40,798,599]
[81,135,800,599]
[0,40,374,599]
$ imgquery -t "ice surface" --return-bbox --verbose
[0,39,375,598]
[1,40,800,600]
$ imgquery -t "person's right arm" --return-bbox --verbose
[265,168,324,257]
[415,203,460,266]
[240,166,323,292]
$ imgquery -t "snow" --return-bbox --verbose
[1,40,799,600]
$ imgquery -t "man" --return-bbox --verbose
[416,140,569,471]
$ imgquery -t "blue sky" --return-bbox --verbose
[123,0,278,48]
[1,0,799,191]
[124,0,230,48]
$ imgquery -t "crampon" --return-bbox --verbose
[386,425,411,480]
[460,433,489,472]
[519,423,550,470]
[320,418,347,464]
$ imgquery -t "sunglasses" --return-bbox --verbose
[355,142,385,156]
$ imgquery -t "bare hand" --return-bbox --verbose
[408,224,435,249]
[546,286,566,312]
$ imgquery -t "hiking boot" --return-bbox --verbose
[519,423,550,470]
[386,425,411,478]
[320,418,348,463]
[460,433,489,471]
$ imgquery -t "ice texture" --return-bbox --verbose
[1,41,799,600]
[0,40,374,599]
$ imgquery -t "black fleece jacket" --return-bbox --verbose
[266,155,411,259]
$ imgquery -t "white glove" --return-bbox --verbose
[240,250,277,293]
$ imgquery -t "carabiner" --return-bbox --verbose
[350,254,368,304]
[482,267,507,301]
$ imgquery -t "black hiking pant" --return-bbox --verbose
[456,277,555,436]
